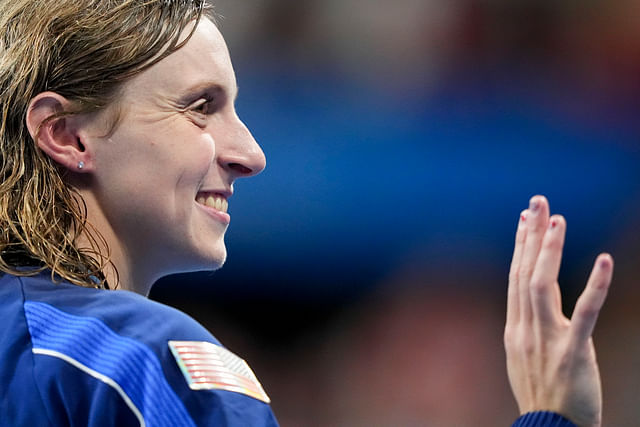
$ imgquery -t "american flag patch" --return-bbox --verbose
[168,340,270,403]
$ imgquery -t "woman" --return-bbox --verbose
[1,1,274,425]
[0,0,612,425]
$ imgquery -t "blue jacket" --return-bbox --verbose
[0,271,278,426]
[0,271,576,426]
[513,411,577,426]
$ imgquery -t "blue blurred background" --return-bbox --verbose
[151,1,640,425]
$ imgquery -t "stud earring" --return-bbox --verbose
[77,161,85,170]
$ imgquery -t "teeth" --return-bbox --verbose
[198,194,228,213]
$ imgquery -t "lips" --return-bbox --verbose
[196,192,228,213]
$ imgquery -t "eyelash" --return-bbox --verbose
[191,96,215,115]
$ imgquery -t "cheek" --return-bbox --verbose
[197,133,216,168]
[175,132,216,195]
[165,129,215,177]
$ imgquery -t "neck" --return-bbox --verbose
[102,246,155,296]
[74,229,155,295]
[74,189,156,296]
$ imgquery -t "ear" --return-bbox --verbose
[26,92,92,172]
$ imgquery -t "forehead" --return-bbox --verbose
[123,18,236,99]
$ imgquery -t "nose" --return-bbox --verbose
[217,118,266,178]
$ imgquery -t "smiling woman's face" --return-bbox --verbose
[79,18,266,288]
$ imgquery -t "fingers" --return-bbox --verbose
[507,195,611,339]
[529,215,566,324]
[570,253,614,343]
[518,196,550,322]
[507,210,528,325]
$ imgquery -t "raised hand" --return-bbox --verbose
[505,195,613,427]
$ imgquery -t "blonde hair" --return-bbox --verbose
[0,0,216,288]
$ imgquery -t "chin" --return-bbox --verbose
[193,243,227,272]
[163,240,227,275]
[207,253,226,271]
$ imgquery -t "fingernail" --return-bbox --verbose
[599,254,612,269]
[529,198,540,213]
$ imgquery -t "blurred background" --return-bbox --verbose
[151,1,640,425]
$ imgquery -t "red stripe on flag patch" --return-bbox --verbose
[168,340,270,403]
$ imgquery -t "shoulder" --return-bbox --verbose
[1,271,278,426]
[11,270,216,344]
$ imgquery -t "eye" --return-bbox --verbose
[191,96,215,116]
[179,87,227,126]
